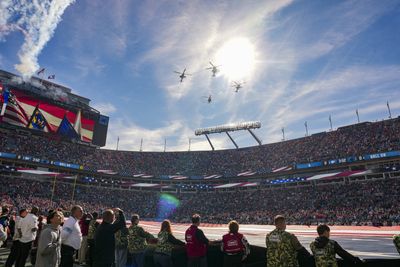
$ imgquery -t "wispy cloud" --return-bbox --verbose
[92,103,117,115]
[0,0,76,77]
[261,65,400,141]
[298,0,399,61]
[136,0,294,99]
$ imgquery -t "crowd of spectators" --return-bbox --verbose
[1,118,400,177]
[1,176,399,226]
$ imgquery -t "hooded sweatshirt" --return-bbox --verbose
[311,236,361,266]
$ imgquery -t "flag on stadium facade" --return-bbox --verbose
[57,114,79,139]
[1,89,95,142]
[28,105,49,132]
[73,109,82,139]
[1,90,30,127]
[37,68,45,75]
[48,74,55,79]
[0,86,9,116]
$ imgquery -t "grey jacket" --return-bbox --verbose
[35,224,62,267]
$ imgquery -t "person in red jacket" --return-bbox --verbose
[185,214,209,267]
[221,220,250,267]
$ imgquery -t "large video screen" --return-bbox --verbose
[0,87,95,143]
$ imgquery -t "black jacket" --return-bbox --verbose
[93,211,126,265]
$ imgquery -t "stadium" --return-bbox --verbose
[1,69,400,266]
[1,1,400,267]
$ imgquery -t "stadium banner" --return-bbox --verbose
[41,159,50,164]
[17,155,44,163]
[189,175,204,180]
[324,155,358,166]
[51,161,81,169]
[363,151,400,160]
[296,161,323,169]
[0,151,17,159]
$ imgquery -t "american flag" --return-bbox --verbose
[2,91,30,127]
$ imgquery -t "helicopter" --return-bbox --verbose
[232,81,245,92]
[202,95,212,103]
[174,68,190,82]
[206,61,221,77]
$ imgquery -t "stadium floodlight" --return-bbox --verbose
[195,121,262,150]
[195,121,261,135]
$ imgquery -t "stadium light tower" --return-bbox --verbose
[195,121,262,150]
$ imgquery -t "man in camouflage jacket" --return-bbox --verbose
[265,215,310,267]
[310,224,362,267]
[394,234,400,255]
[127,214,155,267]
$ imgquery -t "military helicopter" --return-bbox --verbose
[174,68,190,82]
[206,61,221,77]
[202,95,212,103]
[232,81,245,92]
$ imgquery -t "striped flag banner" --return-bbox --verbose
[97,169,118,175]
[170,175,188,180]
[272,166,293,173]
[203,174,223,179]
[237,171,257,176]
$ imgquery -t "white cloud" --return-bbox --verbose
[74,56,105,77]
[92,103,117,115]
[0,0,76,77]
[260,65,400,142]
[137,0,294,100]
[299,0,398,61]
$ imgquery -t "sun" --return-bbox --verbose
[215,37,255,81]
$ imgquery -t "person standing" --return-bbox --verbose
[60,205,83,267]
[35,211,64,267]
[5,209,27,267]
[0,206,9,248]
[78,213,91,265]
[93,208,126,267]
[31,215,45,265]
[87,212,99,267]
[221,220,250,267]
[185,214,210,267]
[128,214,155,267]
[115,212,129,267]
[310,224,363,267]
[394,234,400,255]
[265,215,310,267]
[15,206,39,267]
[154,219,185,267]
[0,223,6,247]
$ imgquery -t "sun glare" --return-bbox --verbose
[215,37,255,81]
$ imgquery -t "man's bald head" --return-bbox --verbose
[102,209,115,223]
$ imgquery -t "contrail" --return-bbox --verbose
[0,0,76,78]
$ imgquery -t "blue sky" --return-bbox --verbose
[1,0,400,151]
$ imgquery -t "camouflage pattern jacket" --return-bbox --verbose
[265,229,302,267]
[87,219,98,240]
[394,235,400,254]
[127,224,154,253]
[115,227,129,249]
[310,239,338,267]
[155,231,174,256]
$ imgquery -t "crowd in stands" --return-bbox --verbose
[1,118,400,177]
[1,176,400,226]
